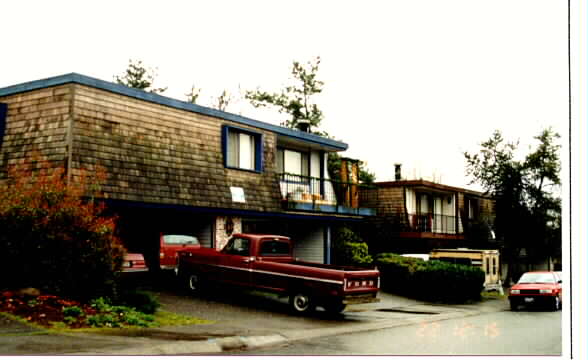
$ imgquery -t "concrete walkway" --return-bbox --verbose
[0,292,509,356]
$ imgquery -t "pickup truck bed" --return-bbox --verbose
[177,233,380,314]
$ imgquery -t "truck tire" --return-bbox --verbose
[182,272,200,293]
[509,300,518,311]
[289,292,315,314]
[324,301,346,314]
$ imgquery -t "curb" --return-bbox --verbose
[49,300,510,355]
[73,308,490,355]
[72,334,289,355]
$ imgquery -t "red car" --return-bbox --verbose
[159,234,200,273]
[121,253,148,273]
[508,271,562,311]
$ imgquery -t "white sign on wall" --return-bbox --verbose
[230,186,246,203]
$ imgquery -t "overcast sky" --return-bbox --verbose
[1,0,570,190]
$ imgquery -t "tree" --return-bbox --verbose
[246,57,375,182]
[114,59,167,94]
[464,129,561,283]
[185,85,201,104]
[214,89,233,111]
[246,56,324,130]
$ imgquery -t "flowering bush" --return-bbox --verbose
[0,158,124,301]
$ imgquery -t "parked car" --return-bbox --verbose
[508,271,562,311]
[177,233,380,315]
[554,271,562,281]
[121,252,148,273]
[159,234,200,273]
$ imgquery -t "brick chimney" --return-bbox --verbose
[296,119,311,133]
[394,163,402,181]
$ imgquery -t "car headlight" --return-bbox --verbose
[510,289,520,294]
[539,289,553,294]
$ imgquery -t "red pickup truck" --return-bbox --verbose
[177,233,380,314]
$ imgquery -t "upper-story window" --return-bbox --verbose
[222,125,263,172]
[277,148,309,177]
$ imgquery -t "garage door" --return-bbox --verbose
[291,225,324,264]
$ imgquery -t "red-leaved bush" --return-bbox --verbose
[0,158,125,301]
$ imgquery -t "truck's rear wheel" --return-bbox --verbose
[289,292,315,314]
[324,301,346,314]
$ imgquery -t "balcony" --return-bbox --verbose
[279,173,377,216]
[400,212,463,239]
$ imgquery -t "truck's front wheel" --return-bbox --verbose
[289,292,315,314]
[186,273,200,293]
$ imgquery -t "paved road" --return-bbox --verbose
[153,284,461,336]
[0,283,521,356]
[236,308,562,356]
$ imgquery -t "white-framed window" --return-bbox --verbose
[277,148,309,177]
[222,125,263,172]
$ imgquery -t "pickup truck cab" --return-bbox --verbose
[177,233,380,314]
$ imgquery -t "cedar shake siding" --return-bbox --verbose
[0,84,72,178]
[0,73,352,217]
[69,84,282,212]
[0,74,371,265]
[361,180,495,253]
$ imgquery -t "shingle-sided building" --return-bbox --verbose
[0,73,376,268]
[361,177,495,254]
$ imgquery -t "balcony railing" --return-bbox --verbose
[406,213,457,234]
[279,173,377,216]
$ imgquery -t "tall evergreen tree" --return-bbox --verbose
[114,59,167,94]
[246,57,324,130]
[464,129,561,283]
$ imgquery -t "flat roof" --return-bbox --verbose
[0,73,348,152]
[375,179,488,197]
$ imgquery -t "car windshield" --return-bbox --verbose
[163,235,199,245]
[517,272,556,284]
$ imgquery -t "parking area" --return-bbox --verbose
[147,282,509,339]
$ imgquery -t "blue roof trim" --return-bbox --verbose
[0,73,348,151]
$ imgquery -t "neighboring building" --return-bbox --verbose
[0,73,376,267]
[361,168,495,255]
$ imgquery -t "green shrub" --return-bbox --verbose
[333,227,373,266]
[90,297,113,312]
[375,253,485,303]
[117,290,160,314]
[0,159,124,300]
[86,313,120,328]
[63,306,84,318]
[88,297,157,328]
[63,316,78,324]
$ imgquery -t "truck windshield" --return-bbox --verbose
[163,235,199,245]
[517,272,556,284]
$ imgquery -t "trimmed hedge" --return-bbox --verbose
[375,253,485,303]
